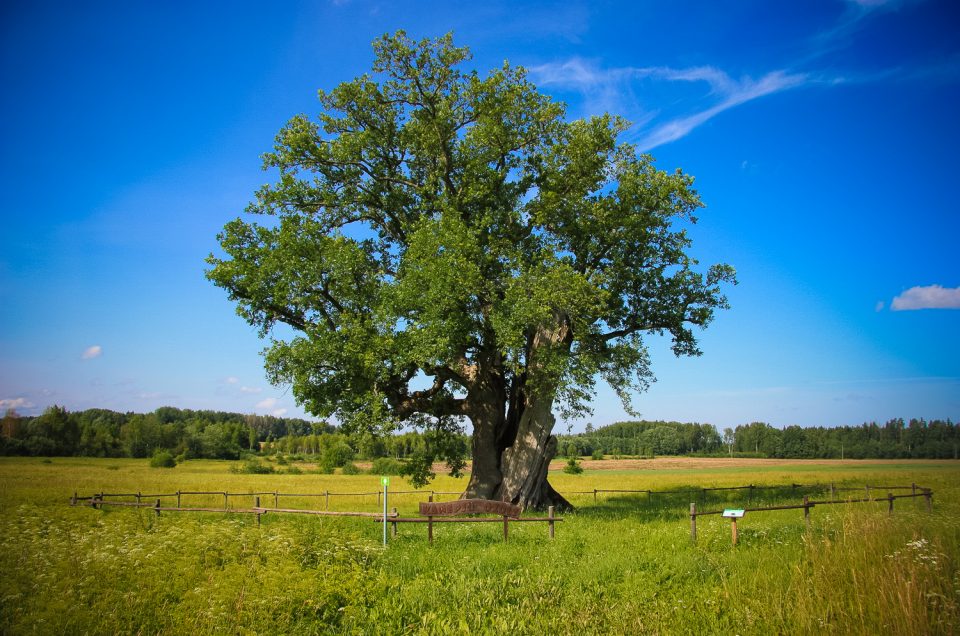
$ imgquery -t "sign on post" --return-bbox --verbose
[722,509,744,546]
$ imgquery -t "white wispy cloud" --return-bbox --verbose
[891,285,960,311]
[272,408,288,417]
[636,70,806,151]
[225,376,239,384]
[0,397,35,410]
[240,386,262,394]
[530,58,807,151]
[81,345,102,360]
[256,397,278,410]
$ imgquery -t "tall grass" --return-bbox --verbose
[0,457,957,634]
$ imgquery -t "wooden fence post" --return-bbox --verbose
[887,492,894,516]
[593,489,597,503]
[830,482,835,500]
[391,507,398,536]
[924,489,932,512]
[274,492,279,509]
[71,491,77,506]
[503,516,509,542]
[865,485,871,500]
[690,502,697,542]
[176,490,181,508]
[803,496,810,530]
[427,494,434,543]
[325,491,329,510]
[136,491,141,505]
[154,499,161,517]
[223,492,228,509]
[256,496,261,526]
[748,484,754,505]
[548,506,555,539]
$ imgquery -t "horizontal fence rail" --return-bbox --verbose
[689,488,934,544]
[72,482,934,541]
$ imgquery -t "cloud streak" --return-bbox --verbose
[81,345,102,360]
[0,397,35,410]
[530,58,807,151]
[891,285,960,310]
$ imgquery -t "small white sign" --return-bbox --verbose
[722,509,745,518]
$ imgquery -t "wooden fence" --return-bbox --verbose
[566,481,929,505]
[689,486,934,544]
[71,482,935,538]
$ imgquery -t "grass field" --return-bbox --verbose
[1,456,958,634]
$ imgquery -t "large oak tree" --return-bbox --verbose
[207,32,735,510]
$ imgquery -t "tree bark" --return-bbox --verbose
[460,314,574,512]
[495,392,571,511]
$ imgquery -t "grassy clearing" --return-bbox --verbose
[1,457,958,634]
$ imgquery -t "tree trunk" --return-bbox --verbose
[495,392,571,511]
[461,312,574,512]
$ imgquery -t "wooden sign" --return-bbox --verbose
[419,498,521,518]
[722,509,745,518]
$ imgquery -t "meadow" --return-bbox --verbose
[1,456,958,634]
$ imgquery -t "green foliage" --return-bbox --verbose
[369,457,404,475]
[322,442,355,468]
[563,456,583,474]
[230,459,275,474]
[591,449,604,460]
[205,31,736,489]
[149,449,176,468]
[340,462,362,475]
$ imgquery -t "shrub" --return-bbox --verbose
[591,449,604,460]
[284,466,303,475]
[322,442,355,468]
[369,457,404,475]
[341,463,362,475]
[563,456,583,474]
[313,462,335,475]
[149,450,177,468]
[230,459,275,474]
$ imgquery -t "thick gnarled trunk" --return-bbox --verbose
[460,313,574,512]
[495,394,571,510]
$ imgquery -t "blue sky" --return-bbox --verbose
[1,0,957,430]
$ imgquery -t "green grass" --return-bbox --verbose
[1,457,958,634]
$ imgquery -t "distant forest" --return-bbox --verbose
[0,406,956,461]
[556,419,959,460]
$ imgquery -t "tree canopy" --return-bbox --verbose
[206,32,736,508]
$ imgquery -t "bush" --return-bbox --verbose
[230,459,275,474]
[369,457,404,475]
[322,442,355,468]
[341,463,362,475]
[591,449,604,460]
[283,466,303,475]
[563,456,583,474]
[313,462,335,475]
[149,450,177,468]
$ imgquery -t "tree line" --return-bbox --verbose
[557,418,959,459]
[1,406,955,461]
